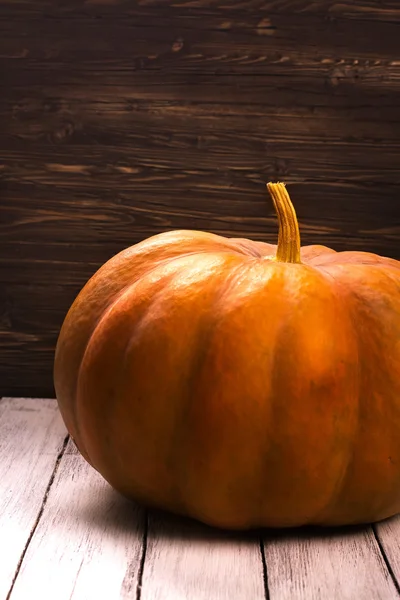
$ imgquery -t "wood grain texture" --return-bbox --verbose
[0,397,67,600]
[9,437,146,600]
[264,527,400,599]
[1,0,400,396]
[141,512,266,600]
[375,516,400,586]
[3,397,400,599]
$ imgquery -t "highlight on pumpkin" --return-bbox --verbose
[267,182,301,264]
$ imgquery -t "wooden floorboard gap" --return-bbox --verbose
[5,433,70,600]
[373,525,400,597]
[4,399,400,599]
[135,510,149,600]
[259,538,270,600]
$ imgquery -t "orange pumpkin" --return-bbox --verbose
[54,183,400,529]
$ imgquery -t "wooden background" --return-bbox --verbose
[1,0,400,398]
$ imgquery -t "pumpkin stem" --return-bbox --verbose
[267,182,301,264]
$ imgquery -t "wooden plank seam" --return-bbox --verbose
[5,433,70,600]
[373,525,400,597]
[135,511,149,600]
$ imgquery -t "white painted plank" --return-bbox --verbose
[5,397,399,600]
[375,515,400,585]
[9,438,145,600]
[0,397,67,600]
[141,512,266,600]
[264,527,399,600]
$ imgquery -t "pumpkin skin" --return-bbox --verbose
[54,183,400,530]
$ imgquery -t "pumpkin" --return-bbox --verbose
[54,183,400,530]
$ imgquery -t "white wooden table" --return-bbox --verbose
[1,397,400,600]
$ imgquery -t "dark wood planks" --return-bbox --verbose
[1,0,400,396]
